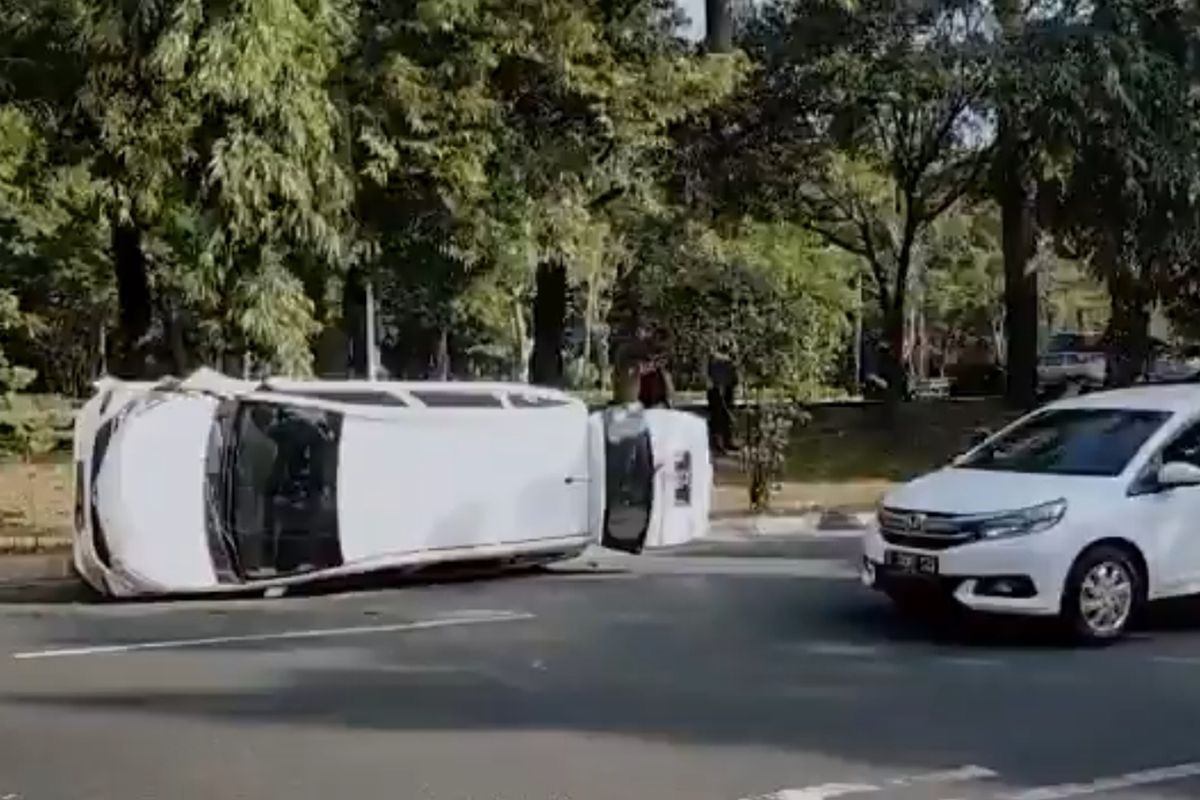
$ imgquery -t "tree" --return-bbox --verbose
[623,216,853,389]
[1029,0,1200,385]
[716,0,993,403]
[351,0,742,386]
[0,0,359,379]
[992,0,1040,409]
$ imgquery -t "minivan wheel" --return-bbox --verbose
[1063,545,1142,644]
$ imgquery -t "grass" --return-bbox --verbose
[712,398,1023,513]
[784,399,1021,482]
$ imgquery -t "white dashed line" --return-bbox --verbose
[804,641,884,658]
[740,764,997,800]
[890,765,998,786]
[744,761,1200,800]
[743,782,879,800]
[10,611,535,659]
[1000,761,1200,800]
[1150,655,1200,666]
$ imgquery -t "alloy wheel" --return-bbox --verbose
[1078,560,1134,637]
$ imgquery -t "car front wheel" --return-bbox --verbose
[1063,546,1142,644]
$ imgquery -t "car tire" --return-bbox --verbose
[1062,545,1143,645]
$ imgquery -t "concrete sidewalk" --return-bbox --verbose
[709,510,871,540]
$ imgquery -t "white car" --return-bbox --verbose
[73,369,712,598]
[861,384,1200,642]
[1036,350,1106,388]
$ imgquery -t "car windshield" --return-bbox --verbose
[206,399,345,580]
[959,407,1171,477]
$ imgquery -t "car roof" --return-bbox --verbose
[1049,384,1200,414]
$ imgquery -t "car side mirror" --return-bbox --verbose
[1157,461,1200,489]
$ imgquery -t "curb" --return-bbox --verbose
[709,511,873,538]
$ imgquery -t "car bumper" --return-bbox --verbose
[861,527,1066,616]
[72,523,157,598]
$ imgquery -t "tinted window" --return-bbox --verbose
[509,393,569,408]
[261,387,407,407]
[1162,423,1200,468]
[225,401,344,578]
[959,408,1170,477]
[411,390,502,408]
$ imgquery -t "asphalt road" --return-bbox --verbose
[4,535,1200,800]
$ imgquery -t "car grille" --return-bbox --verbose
[878,507,980,551]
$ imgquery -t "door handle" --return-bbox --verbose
[565,476,590,485]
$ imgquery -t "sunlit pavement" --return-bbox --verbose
[3,533,1200,800]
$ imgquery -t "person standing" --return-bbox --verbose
[638,355,674,409]
[707,349,737,452]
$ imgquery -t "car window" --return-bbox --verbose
[410,390,502,408]
[1162,421,1200,468]
[509,393,569,408]
[226,401,344,578]
[959,408,1171,477]
[261,387,407,406]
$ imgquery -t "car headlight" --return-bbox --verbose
[976,499,1067,541]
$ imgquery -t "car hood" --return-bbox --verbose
[883,467,1119,516]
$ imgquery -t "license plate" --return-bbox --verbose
[885,550,939,576]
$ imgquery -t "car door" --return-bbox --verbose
[590,405,655,554]
[1129,418,1200,596]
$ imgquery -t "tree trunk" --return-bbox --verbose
[529,260,567,386]
[995,0,1040,410]
[342,267,367,378]
[110,219,152,379]
[582,279,596,369]
[164,302,188,377]
[511,296,531,382]
[1106,269,1152,387]
[705,0,733,53]
[882,302,908,406]
[431,327,450,381]
[999,156,1039,409]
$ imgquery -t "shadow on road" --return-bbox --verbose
[7,575,1200,797]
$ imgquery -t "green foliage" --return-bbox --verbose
[7,0,1200,422]
[624,216,853,390]
[923,206,1005,358]
[1019,0,1200,381]
[679,0,994,401]
[348,0,746,379]
[741,394,808,512]
[0,294,70,460]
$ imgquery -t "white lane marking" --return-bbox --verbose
[741,764,996,800]
[1151,655,1200,666]
[744,782,878,800]
[1001,762,1200,800]
[11,611,535,660]
[805,642,882,658]
[891,765,998,786]
[935,656,1005,668]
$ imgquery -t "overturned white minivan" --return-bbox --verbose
[72,369,712,597]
